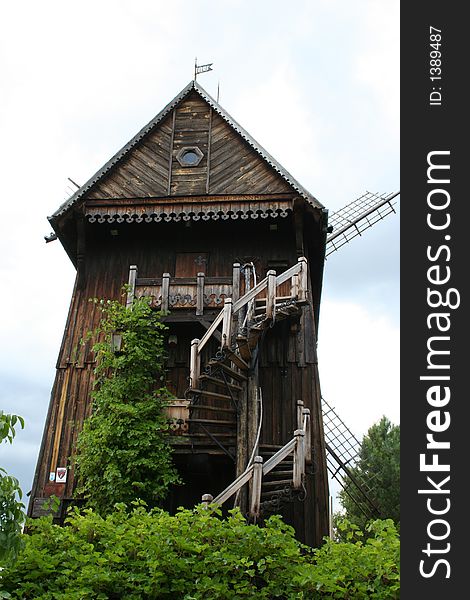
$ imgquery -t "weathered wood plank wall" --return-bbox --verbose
[32,84,329,545]
[86,92,292,201]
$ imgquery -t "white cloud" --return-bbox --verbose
[317,299,400,439]
[353,1,400,139]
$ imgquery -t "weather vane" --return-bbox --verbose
[194,58,213,80]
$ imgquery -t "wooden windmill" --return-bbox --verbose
[28,80,398,547]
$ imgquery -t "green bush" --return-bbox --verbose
[308,518,400,598]
[0,412,25,566]
[0,505,399,599]
[74,295,180,514]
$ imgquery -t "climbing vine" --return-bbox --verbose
[74,294,180,515]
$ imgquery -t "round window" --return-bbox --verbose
[181,150,200,166]
[176,146,203,167]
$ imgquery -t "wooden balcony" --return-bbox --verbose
[133,273,233,312]
[125,262,292,315]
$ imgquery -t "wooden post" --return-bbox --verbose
[303,408,312,464]
[126,265,138,309]
[244,264,254,325]
[296,400,304,431]
[232,263,240,304]
[190,338,200,389]
[162,272,170,312]
[196,272,205,316]
[221,298,233,347]
[266,269,276,319]
[298,257,308,302]
[293,429,305,489]
[249,456,263,519]
[202,493,213,509]
[235,377,249,513]
[291,273,299,299]
[329,496,334,538]
[76,215,86,290]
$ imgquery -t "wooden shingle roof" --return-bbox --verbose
[49,80,322,225]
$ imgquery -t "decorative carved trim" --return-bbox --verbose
[86,207,291,224]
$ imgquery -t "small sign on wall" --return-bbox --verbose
[56,467,67,483]
[49,472,56,482]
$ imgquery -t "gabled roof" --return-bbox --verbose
[49,80,322,223]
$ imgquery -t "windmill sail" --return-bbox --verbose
[326,191,399,257]
[322,397,381,520]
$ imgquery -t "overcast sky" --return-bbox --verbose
[0,0,399,510]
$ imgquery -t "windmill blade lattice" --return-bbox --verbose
[322,397,382,520]
[326,191,399,257]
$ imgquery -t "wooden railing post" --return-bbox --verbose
[291,273,299,299]
[249,456,263,519]
[298,257,308,302]
[162,272,170,312]
[296,400,304,431]
[303,408,312,464]
[201,493,213,509]
[266,269,276,319]
[190,338,200,389]
[232,263,241,304]
[221,298,233,347]
[293,429,305,489]
[126,265,138,309]
[196,272,205,316]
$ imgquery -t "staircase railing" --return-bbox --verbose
[189,257,308,388]
[201,400,311,520]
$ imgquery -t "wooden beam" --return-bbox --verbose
[190,338,200,389]
[126,265,138,309]
[246,367,260,504]
[303,408,312,464]
[76,215,86,290]
[198,309,224,353]
[262,438,296,475]
[249,456,263,519]
[161,273,170,312]
[167,109,176,196]
[293,429,305,489]
[49,368,71,479]
[232,263,240,304]
[291,273,299,299]
[266,269,276,319]
[293,202,305,257]
[196,272,205,316]
[201,493,213,509]
[205,107,213,194]
[221,298,233,347]
[297,257,308,302]
[296,400,304,431]
[235,378,248,512]
[213,465,254,506]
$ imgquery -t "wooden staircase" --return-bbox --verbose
[258,447,304,517]
[185,358,245,461]
[183,258,313,520]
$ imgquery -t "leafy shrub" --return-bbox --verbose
[0,505,399,599]
[308,518,400,598]
[74,295,180,514]
[0,412,25,566]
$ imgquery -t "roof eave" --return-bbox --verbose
[49,80,323,222]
